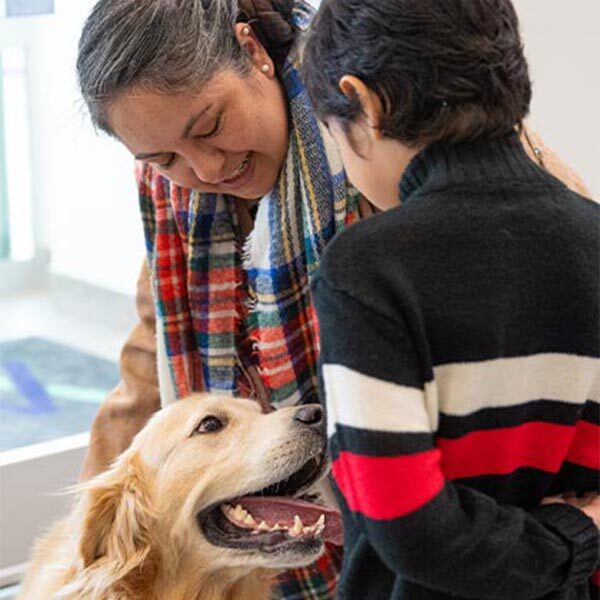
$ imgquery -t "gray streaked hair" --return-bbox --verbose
[77,0,250,135]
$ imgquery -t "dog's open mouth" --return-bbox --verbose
[198,454,343,552]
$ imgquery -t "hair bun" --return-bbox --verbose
[238,0,296,68]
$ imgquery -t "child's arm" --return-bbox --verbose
[314,278,599,599]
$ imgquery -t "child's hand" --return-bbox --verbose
[542,492,600,528]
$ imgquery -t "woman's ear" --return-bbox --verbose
[338,75,385,141]
[234,23,275,78]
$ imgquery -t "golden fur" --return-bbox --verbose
[19,394,331,599]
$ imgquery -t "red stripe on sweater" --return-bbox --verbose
[591,568,600,586]
[332,450,444,520]
[565,420,600,470]
[438,422,575,480]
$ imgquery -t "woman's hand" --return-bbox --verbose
[542,492,600,528]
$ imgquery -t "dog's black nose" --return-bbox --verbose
[294,405,324,428]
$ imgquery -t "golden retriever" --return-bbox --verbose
[19,394,342,599]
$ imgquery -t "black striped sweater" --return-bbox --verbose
[312,133,600,599]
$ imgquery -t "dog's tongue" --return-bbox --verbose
[238,496,343,546]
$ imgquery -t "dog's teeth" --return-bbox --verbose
[257,521,270,531]
[316,514,325,528]
[271,523,283,531]
[243,514,256,526]
[291,515,304,536]
[234,505,247,521]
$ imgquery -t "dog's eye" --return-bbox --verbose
[192,416,224,435]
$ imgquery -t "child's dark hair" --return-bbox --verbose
[302,0,532,146]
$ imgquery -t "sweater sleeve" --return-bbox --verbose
[313,277,599,599]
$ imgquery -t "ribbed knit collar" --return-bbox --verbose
[399,132,551,203]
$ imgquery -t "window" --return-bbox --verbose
[0,66,8,259]
[1,46,34,263]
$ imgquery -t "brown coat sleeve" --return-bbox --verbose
[80,263,160,480]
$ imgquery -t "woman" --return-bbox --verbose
[76,0,591,597]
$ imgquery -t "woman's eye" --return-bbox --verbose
[192,415,224,435]
[196,116,222,139]
[157,154,177,169]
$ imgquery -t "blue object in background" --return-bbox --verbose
[0,337,119,451]
[1,361,56,414]
[6,0,54,17]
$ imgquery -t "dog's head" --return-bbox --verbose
[74,394,342,597]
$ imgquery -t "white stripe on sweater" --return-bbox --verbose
[323,354,598,437]
[434,353,599,417]
[323,364,438,437]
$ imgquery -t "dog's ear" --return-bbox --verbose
[78,452,158,592]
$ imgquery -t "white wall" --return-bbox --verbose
[36,0,143,295]
[513,0,600,198]
[3,0,144,296]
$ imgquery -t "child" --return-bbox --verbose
[302,0,600,598]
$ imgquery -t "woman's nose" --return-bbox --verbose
[188,147,226,184]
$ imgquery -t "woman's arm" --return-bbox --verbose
[80,263,160,480]
[520,126,592,199]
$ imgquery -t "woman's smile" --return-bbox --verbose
[217,152,255,190]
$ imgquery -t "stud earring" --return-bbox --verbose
[242,26,251,36]
[261,64,270,73]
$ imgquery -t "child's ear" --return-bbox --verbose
[338,75,385,141]
[78,452,158,592]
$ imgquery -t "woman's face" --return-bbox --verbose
[108,65,289,199]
